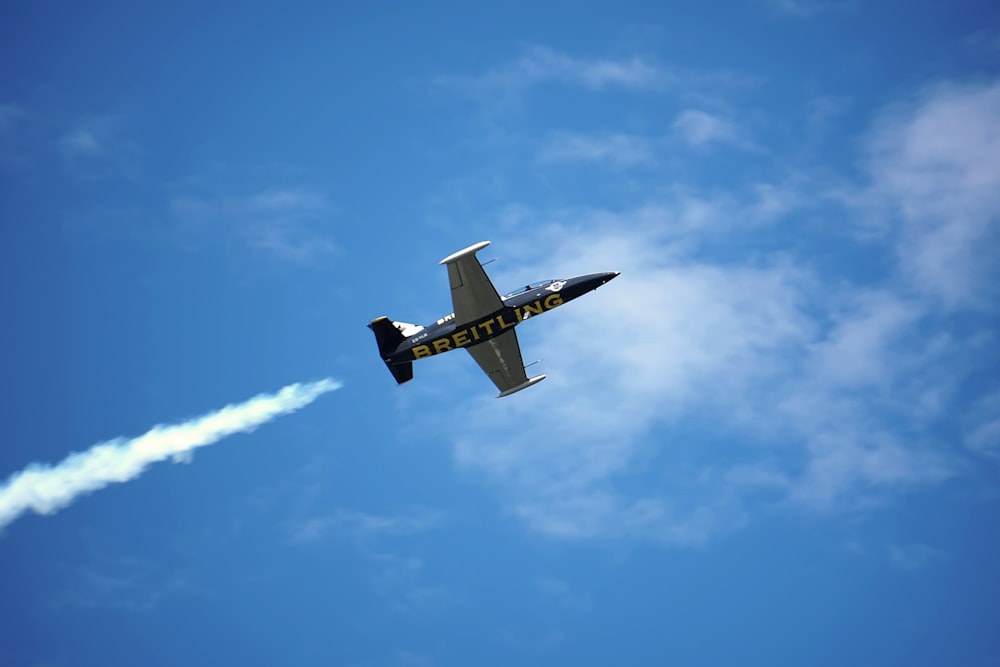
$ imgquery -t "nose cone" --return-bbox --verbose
[585,271,620,290]
[561,271,621,302]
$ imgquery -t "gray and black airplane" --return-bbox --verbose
[368,241,619,397]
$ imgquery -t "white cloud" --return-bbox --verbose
[963,31,1000,55]
[246,189,327,211]
[673,109,746,148]
[749,181,806,221]
[965,390,1000,459]
[0,103,27,134]
[170,186,340,266]
[887,542,942,571]
[538,132,653,167]
[60,129,103,156]
[508,490,745,546]
[867,80,1000,308]
[284,507,442,545]
[787,431,952,509]
[55,115,143,181]
[808,291,921,388]
[0,104,141,181]
[53,554,207,612]
[281,504,453,613]
[536,577,591,612]
[436,46,668,99]
[390,650,435,667]
[765,0,854,17]
[517,46,664,91]
[434,46,753,114]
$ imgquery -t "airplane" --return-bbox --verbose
[368,241,619,397]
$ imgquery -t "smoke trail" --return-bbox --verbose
[0,378,341,530]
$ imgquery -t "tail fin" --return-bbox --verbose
[368,317,414,385]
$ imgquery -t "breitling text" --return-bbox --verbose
[411,293,564,358]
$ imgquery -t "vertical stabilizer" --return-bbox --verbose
[368,317,414,385]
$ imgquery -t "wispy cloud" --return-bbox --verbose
[0,105,139,179]
[787,431,952,509]
[963,30,1000,55]
[282,504,454,615]
[389,650,436,667]
[0,379,340,531]
[60,129,103,157]
[436,46,668,100]
[673,109,751,149]
[515,46,665,90]
[434,46,752,113]
[866,80,1000,309]
[0,102,27,133]
[52,554,207,613]
[808,290,922,388]
[359,550,459,615]
[56,116,142,180]
[170,186,340,266]
[765,0,854,17]
[538,132,653,167]
[965,390,1000,459]
[887,542,942,571]
[284,507,443,545]
[536,577,591,612]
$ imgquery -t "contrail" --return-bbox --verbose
[0,378,341,531]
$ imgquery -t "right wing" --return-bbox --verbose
[439,241,503,325]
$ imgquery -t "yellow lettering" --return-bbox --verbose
[523,301,543,316]
[433,338,452,353]
[480,319,496,336]
[452,330,471,347]
[413,345,432,359]
[543,294,563,309]
[497,313,515,329]
[470,325,481,341]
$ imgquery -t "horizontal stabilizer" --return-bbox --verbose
[496,374,546,398]
[387,360,413,385]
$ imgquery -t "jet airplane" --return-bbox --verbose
[368,241,619,397]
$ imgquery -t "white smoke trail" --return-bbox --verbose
[0,378,341,530]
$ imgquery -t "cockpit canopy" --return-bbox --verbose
[503,280,557,299]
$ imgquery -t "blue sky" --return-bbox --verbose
[2,1,999,665]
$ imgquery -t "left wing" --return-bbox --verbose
[439,241,503,325]
[466,329,546,398]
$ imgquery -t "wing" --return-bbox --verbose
[439,241,503,325]
[466,329,530,394]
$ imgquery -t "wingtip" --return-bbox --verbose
[495,374,546,398]
[439,240,491,265]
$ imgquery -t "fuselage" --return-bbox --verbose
[386,271,619,364]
